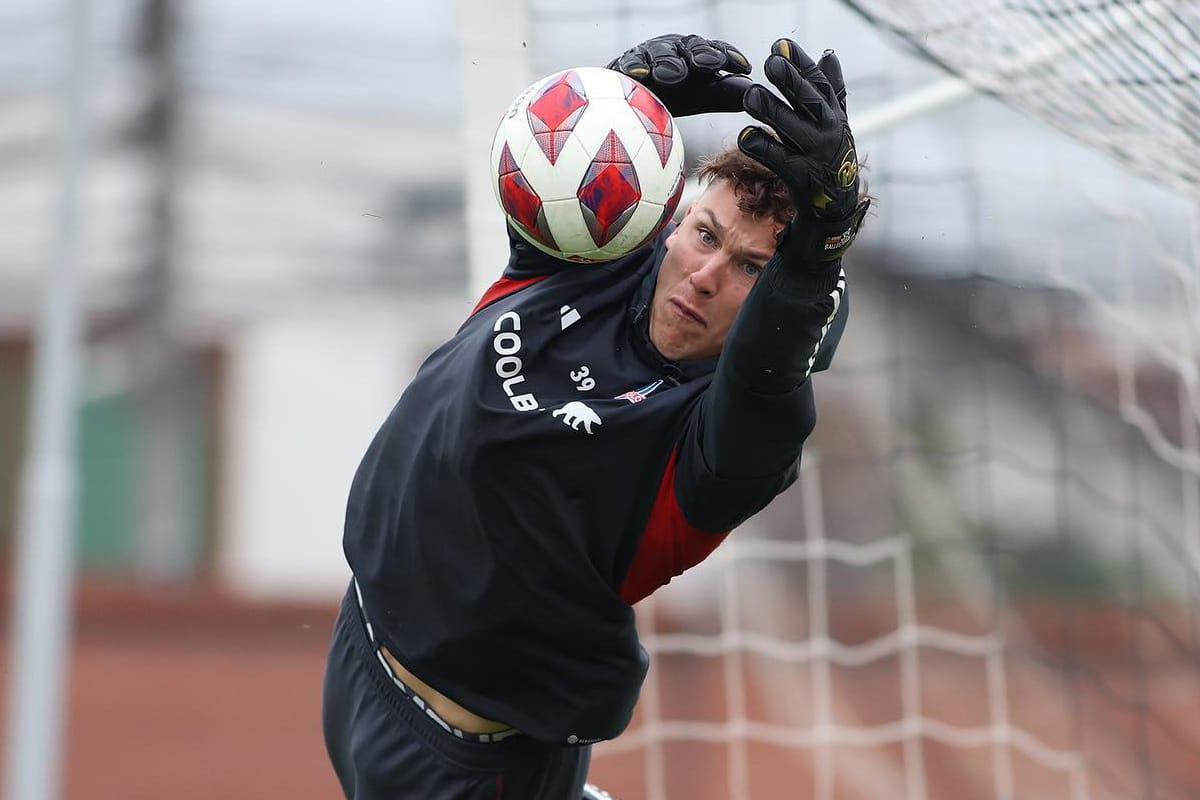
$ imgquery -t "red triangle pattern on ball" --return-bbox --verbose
[496,142,559,251]
[664,171,685,217]
[622,78,674,167]
[577,130,641,247]
[527,70,589,166]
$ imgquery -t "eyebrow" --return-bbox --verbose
[696,208,774,266]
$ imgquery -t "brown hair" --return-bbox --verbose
[696,147,796,228]
[698,146,875,229]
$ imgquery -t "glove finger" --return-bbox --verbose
[613,49,652,80]
[764,53,834,126]
[772,39,832,95]
[770,39,838,112]
[737,126,790,174]
[644,37,690,86]
[818,49,847,113]
[701,74,754,114]
[679,34,728,72]
[737,126,809,198]
[711,39,752,75]
[743,83,823,155]
[678,35,751,75]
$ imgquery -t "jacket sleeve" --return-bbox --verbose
[674,258,848,533]
[464,225,591,317]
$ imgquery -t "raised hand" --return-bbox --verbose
[739,39,869,265]
[608,33,753,117]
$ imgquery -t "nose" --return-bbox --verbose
[688,255,722,296]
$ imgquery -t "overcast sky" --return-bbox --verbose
[0,0,1193,301]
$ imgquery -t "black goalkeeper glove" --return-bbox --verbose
[608,33,753,117]
[739,39,869,266]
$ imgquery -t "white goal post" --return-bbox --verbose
[454,0,532,301]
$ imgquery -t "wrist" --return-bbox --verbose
[779,197,869,267]
[762,253,844,299]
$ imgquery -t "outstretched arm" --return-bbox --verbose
[679,40,869,532]
[617,41,868,603]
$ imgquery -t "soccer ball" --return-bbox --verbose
[490,66,686,263]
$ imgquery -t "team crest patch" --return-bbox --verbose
[614,379,664,404]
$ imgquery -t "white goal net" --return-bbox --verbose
[508,1,1200,797]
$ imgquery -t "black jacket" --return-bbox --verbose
[343,226,847,745]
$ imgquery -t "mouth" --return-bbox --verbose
[669,297,706,327]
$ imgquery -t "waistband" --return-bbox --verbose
[352,578,522,745]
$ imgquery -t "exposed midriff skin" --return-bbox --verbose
[379,646,512,734]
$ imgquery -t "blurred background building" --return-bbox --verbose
[0,1,1197,798]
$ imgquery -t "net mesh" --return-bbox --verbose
[840,0,1200,200]
[516,1,1200,798]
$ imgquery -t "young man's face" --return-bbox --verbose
[649,179,783,361]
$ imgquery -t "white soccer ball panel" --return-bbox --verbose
[629,125,686,208]
[596,200,669,259]
[520,133,592,203]
[575,67,626,100]
[541,197,595,256]
[567,97,637,160]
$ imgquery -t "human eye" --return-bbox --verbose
[742,263,762,278]
[698,228,716,247]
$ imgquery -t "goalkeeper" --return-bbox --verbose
[322,34,869,800]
